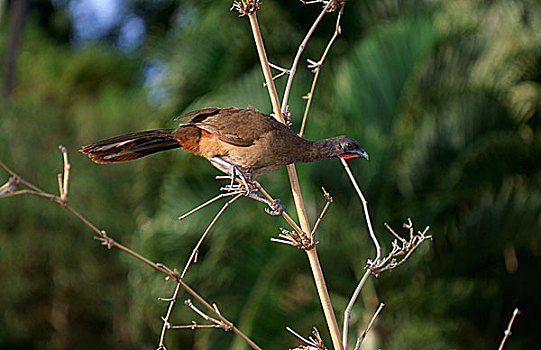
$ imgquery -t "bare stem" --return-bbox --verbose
[353,302,385,350]
[340,158,381,261]
[498,308,521,350]
[243,8,343,350]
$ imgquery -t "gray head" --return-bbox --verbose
[331,135,369,160]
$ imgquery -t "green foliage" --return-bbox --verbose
[1,0,540,349]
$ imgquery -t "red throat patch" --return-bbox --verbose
[338,154,360,159]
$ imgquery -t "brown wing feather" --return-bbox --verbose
[174,107,286,148]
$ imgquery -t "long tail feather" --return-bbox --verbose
[80,129,179,163]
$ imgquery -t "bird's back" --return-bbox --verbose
[174,107,308,177]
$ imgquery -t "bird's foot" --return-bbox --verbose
[265,199,285,216]
[248,192,285,216]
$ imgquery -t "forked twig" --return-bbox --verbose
[299,4,344,136]
[498,308,521,350]
[181,192,243,278]
[179,190,242,221]
[310,187,333,238]
[184,299,232,331]
[280,0,335,114]
[369,220,431,276]
[271,187,331,249]
[288,326,327,350]
[159,189,242,346]
[264,62,290,86]
[340,158,431,347]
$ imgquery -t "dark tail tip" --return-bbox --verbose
[81,129,179,164]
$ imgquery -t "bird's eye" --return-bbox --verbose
[344,143,352,150]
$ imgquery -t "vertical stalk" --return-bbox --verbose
[246,11,344,350]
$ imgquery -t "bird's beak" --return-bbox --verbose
[338,148,369,160]
[357,148,369,160]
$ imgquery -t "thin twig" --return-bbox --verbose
[369,221,431,276]
[157,283,181,348]
[160,187,242,346]
[181,193,243,278]
[178,191,242,221]
[310,187,333,238]
[264,62,290,86]
[288,326,328,350]
[59,145,70,202]
[498,308,521,350]
[168,321,222,329]
[253,181,307,239]
[342,269,371,348]
[299,5,344,136]
[185,299,228,329]
[340,158,381,263]
[287,326,318,347]
[353,303,385,350]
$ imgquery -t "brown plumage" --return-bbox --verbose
[80,107,368,179]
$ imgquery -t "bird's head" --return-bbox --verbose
[333,136,369,160]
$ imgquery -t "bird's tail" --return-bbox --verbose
[80,129,180,163]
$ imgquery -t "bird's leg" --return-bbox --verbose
[221,167,253,195]
[208,156,283,215]
[209,156,252,194]
[231,167,253,195]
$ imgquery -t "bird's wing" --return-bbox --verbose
[176,107,280,147]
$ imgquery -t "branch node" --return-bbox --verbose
[273,227,315,250]
[230,0,260,16]
[93,230,114,249]
[0,175,20,196]
[367,219,432,276]
[288,326,328,350]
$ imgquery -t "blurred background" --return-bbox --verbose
[0,0,540,349]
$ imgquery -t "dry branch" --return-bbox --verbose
[340,157,432,347]
[0,151,261,350]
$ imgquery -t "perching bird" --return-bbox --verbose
[80,107,368,214]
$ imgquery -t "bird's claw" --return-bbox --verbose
[264,199,285,216]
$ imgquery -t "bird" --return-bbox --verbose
[80,106,368,215]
